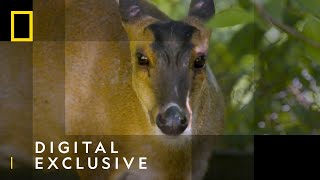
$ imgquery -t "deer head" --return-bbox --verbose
[118,0,216,136]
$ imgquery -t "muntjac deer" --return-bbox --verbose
[0,0,224,179]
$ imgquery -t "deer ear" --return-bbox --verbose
[118,0,148,23]
[188,0,215,22]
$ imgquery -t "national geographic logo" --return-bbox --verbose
[0,0,33,42]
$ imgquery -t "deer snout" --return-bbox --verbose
[156,106,189,136]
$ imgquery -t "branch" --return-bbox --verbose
[254,2,320,49]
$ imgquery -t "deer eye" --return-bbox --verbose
[194,55,206,69]
[136,53,149,66]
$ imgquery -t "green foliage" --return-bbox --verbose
[293,0,320,18]
[303,16,320,63]
[151,0,320,135]
[208,6,254,28]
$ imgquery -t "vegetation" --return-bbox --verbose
[151,0,320,135]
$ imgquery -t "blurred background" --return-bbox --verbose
[151,0,320,135]
[2,1,319,179]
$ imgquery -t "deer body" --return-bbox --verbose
[0,0,224,179]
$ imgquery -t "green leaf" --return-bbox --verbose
[302,16,320,63]
[283,1,305,26]
[238,0,252,9]
[264,0,285,21]
[292,0,320,18]
[207,6,254,28]
[228,23,264,58]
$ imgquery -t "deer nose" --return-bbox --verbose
[156,106,188,136]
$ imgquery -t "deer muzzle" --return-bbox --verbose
[156,105,189,136]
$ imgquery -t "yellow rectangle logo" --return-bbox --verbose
[11,11,33,42]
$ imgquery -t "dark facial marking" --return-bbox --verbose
[145,21,198,109]
[147,21,197,66]
[148,21,196,43]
